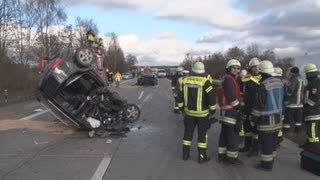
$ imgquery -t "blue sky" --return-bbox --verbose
[63,0,320,66]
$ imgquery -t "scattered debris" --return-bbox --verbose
[34,140,49,145]
[106,139,112,144]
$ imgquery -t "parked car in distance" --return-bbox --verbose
[157,69,166,78]
[122,72,133,79]
[137,73,158,86]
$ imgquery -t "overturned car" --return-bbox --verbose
[37,47,140,137]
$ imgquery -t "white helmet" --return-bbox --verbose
[182,70,189,74]
[249,57,260,68]
[240,69,248,77]
[304,63,318,73]
[192,62,205,74]
[274,67,283,76]
[226,59,241,69]
[259,60,275,75]
[106,68,109,72]
[176,66,183,72]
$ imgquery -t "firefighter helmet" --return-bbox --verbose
[259,60,275,75]
[176,66,184,72]
[226,59,241,69]
[182,70,189,75]
[304,63,318,73]
[240,69,248,77]
[274,67,283,76]
[192,62,205,74]
[249,57,260,67]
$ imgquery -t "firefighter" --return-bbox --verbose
[176,62,216,163]
[300,63,320,149]
[217,59,243,165]
[172,67,184,113]
[114,71,122,88]
[274,67,284,147]
[251,60,283,171]
[283,67,304,133]
[239,57,261,158]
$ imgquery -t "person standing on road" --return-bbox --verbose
[172,67,184,114]
[300,63,320,149]
[251,60,284,171]
[239,57,261,157]
[283,67,304,133]
[217,59,244,165]
[176,62,216,164]
[274,67,285,147]
[114,71,122,88]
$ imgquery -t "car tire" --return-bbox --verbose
[75,47,94,67]
[124,104,141,123]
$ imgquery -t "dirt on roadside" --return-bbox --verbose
[0,119,75,134]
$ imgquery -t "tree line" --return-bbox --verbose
[180,44,294,79]
[0,0,136,101]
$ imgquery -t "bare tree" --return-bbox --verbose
[246,42,259,58]
[225,46,245,61]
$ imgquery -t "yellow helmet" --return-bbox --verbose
[304,63,318,73]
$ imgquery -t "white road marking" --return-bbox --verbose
[138,91,144,100]
[91,156,111,180]
[19,109,50,120]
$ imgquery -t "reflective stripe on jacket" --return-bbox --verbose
[252,76,284,132]
[176,75,216,117]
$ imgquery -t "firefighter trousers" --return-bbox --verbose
[258,131,278,169]
[218,123,240,161]
[284,108,303,130]
[182,115,211,149]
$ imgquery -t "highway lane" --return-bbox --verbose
[0,77,318,180]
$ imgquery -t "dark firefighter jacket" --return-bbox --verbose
[304,71,320,121]
[251,75,284,132]
[285,73,304,108]
[242,74,261,115]
[171,73,183,91]
[176,75,216,117]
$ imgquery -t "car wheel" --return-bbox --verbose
[75,47,94,67]
[124,104,141,123]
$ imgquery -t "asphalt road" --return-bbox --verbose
[0,78,318,180]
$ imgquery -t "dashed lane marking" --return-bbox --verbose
[19,109,50,120]
[138,91,144,100]
[91,156,112,180]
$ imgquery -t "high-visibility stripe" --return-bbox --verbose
[278,130,283,137]
[309,122,320,142]
[261,154,274,162]
[252,109,261,116]
[218,147,227,154]
[197,86,203,112]
[183,140,192,146]
[220,116,237,125]
[305,115,320,121]
[205,86,213,93]
[209,104,217,110]
[230,99,239,107]
[227,151,238,158]
[307,99,316,106]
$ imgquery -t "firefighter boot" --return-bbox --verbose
[294,125,301,134]
[239,136,252,152]
[255,160,273,171]
[198,148,210,164]
[218,153,227,163]
[182,145,190,161]
[226,156,243,165]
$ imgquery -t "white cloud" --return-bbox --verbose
[156,0,253,28]
[63,0,320,64]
